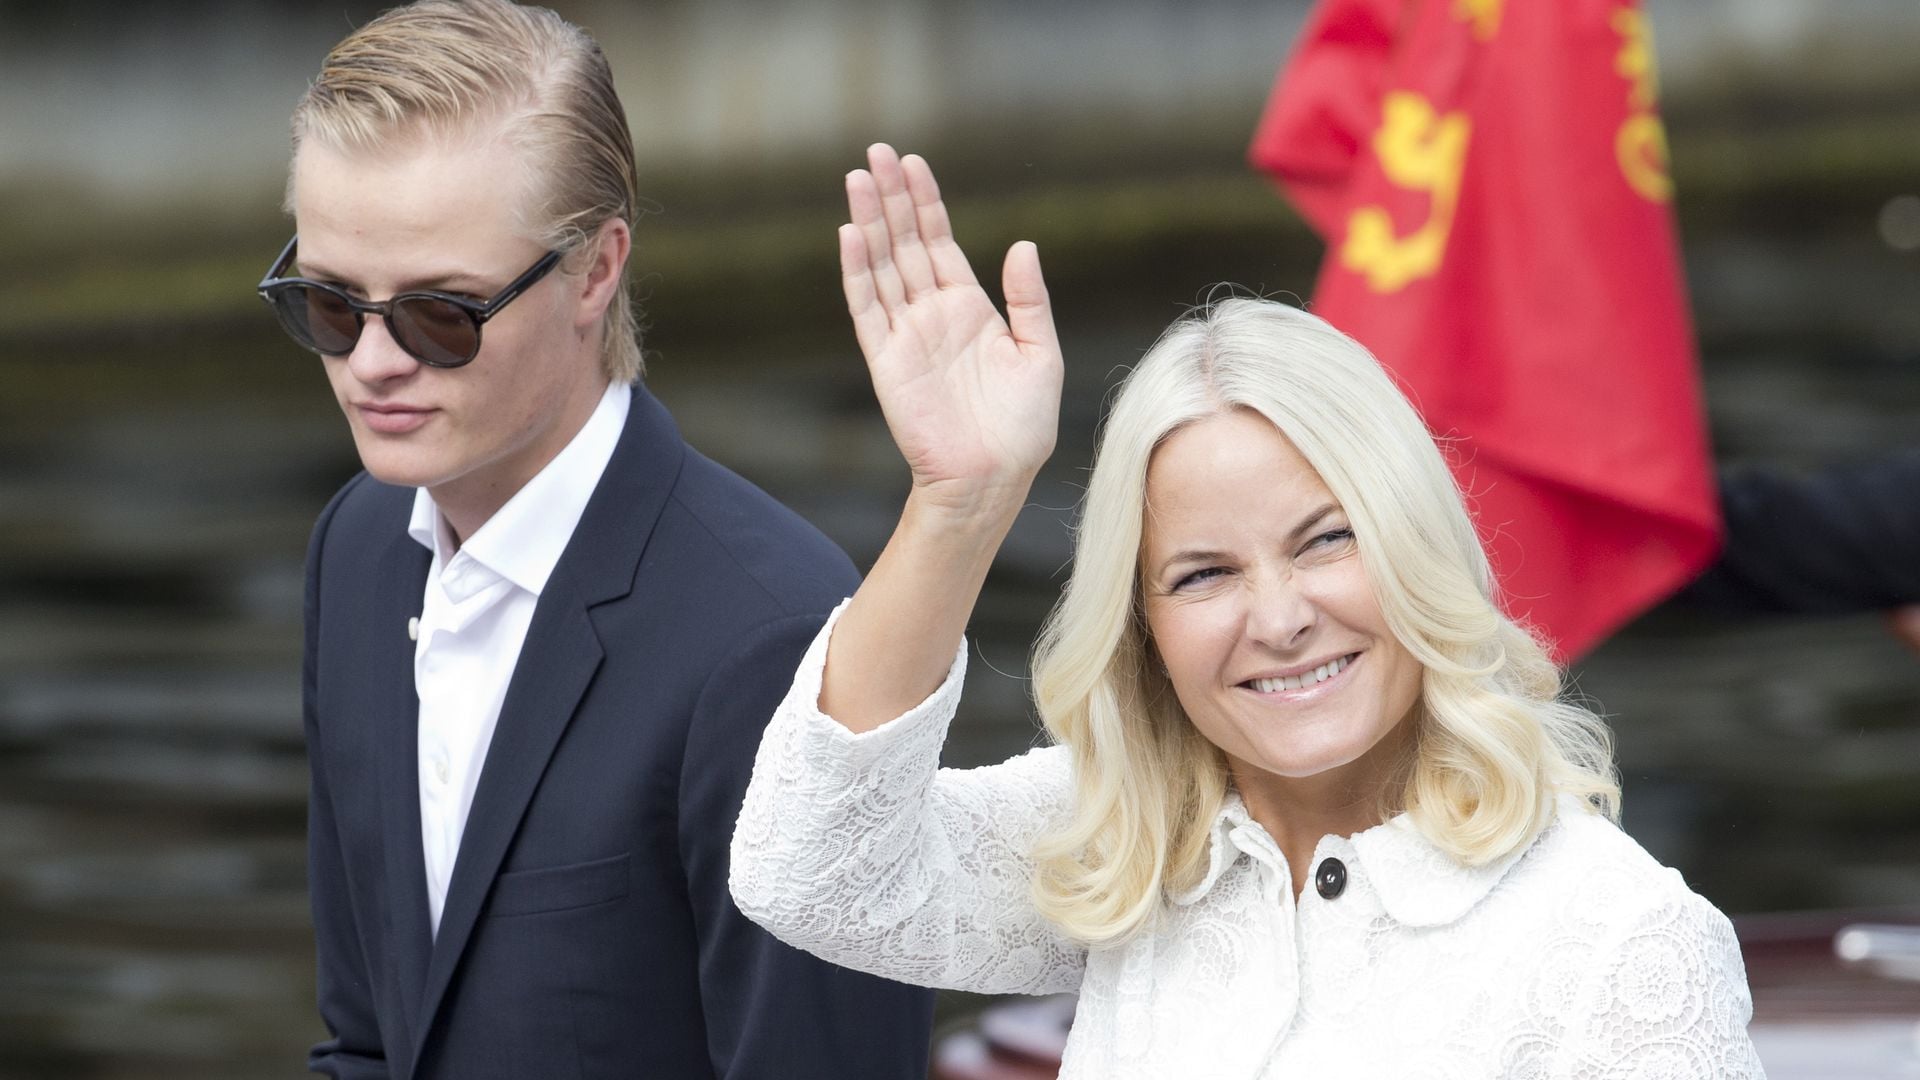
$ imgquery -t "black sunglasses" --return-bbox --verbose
[256,236,562,368]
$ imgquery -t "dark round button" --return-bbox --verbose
[1314,857,1347,899]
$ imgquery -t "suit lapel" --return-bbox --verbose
[412,589,603,1065]
[369,531,435,1042]
[410,383,687,1063]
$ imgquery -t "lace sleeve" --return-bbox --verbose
[1552,888,1767,1079]
[729,603,1087,996]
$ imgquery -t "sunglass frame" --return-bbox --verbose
[255,235,563,368]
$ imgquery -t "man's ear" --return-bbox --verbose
[573,216,631,330]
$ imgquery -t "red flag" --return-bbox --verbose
[1250,0,1720,659]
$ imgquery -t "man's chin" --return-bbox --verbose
[353,444,455,491]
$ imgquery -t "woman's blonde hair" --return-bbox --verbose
[1030,297,1620,945]
[287,0,644,382]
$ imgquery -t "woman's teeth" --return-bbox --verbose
[1250,654,1352,694]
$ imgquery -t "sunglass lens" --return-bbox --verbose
[390,298,479,367]
[271,284,360,355]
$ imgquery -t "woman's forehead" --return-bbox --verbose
[1147,411,1329,506]
[1141,411,1345,560]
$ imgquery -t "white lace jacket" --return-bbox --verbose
[730,609,1767,1079]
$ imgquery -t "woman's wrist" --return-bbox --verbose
[822,498,1003,732]
[903,475,1033,540]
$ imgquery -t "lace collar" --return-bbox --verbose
[1172,792,1562,927]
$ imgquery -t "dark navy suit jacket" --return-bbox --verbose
[1674,448,1920,615]
[302,383,934,1079]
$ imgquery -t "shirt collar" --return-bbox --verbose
[1173,790,1562,927]
[407,380,631,597]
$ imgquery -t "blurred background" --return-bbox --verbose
[1,0,1917,1076]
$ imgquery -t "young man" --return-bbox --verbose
[263,2,934,1076]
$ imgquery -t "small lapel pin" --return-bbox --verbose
[408,617,420,642]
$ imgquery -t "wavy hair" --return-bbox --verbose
[1029,297,1620,946]
[288,0,644,381]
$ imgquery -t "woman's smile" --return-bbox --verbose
[1239,650,1361,701]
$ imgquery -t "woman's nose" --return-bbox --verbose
[1245,569,1316,649]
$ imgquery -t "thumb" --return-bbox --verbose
[1001,241,1060,360]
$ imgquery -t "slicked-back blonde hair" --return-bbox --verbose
[1029,297,1620,946]
[288,0,643,381]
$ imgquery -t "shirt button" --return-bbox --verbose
[432,754,449,785]
[1315,857,1348,899]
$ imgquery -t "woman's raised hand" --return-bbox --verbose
[841,144,1063,521]
[819,146,1063,730]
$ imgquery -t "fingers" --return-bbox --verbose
[845,167,907,316]
[868,144,941,299]
[899,153,978,289]
[1001,241,1061,362]
[839,223,890,361]
[848,144,984,307]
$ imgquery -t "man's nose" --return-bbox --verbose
[343,315,422,384]
[1245,568,1316,650]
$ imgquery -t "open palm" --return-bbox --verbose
[840,145,1063,513]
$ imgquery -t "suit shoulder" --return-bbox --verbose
[313,471,412,553]
[662,448,859,616]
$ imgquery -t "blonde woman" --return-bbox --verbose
[731,144,1764,1078]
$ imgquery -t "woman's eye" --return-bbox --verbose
[1173,567,1226,590]
[1298,528,1355,560]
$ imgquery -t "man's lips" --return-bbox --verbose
[353,402,436,434]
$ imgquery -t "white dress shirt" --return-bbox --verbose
[731,603,1767,1079]
[409,380,630,935]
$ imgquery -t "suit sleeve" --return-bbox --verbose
[679,612,936,1080]
[1674,449,1920,615]
[304,480,391,1079]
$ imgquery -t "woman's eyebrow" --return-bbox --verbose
[1157,548,1232,577]
[1153,503,1344,578]
[1286,503,1340,545]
